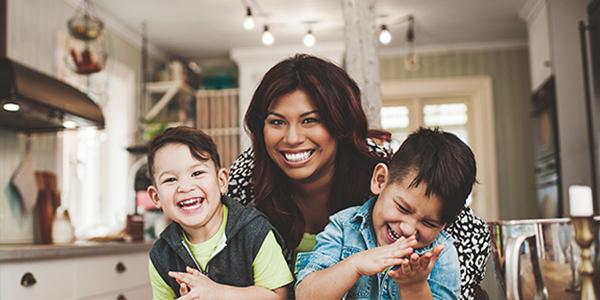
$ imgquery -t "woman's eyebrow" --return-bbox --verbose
[266,110,319,118]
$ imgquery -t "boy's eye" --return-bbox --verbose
[423,221,436,228]
[192,170,205,177]
[162,177,176,184]
[397,205,409,213]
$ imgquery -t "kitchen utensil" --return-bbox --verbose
[34,171,60,244]
[10,137,38,212]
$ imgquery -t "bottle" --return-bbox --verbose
[52,208,74,244]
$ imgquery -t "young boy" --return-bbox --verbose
[295,127,477,300]
[146,126,293,299]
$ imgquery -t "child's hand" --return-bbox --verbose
[169,266,218,300]
[388,244,444,286]
[349,236,417,276]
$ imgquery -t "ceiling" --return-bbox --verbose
[92,0,528,59]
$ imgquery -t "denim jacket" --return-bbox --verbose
[295,197,460,300]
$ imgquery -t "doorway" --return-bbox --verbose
[381,76,498,220]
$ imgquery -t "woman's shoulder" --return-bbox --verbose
[228,147,256,206]
[366,137,393,159]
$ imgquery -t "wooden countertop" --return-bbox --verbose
[0,241,153,262]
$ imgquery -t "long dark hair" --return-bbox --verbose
[245,54,387,250]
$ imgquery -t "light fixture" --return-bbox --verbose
[379,24,392,45]
[3,102,20,112]
[262,25,274,45]
[404,15,419,72]
[243,7,255,30]
[303,29,316,47]
[62,120,78,129]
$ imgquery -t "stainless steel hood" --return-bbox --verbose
[0,57,105,132]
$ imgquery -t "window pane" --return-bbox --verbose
[423,103,467,126]
[381,106,410,151]
[381,106,409,129]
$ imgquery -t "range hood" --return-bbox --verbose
[0,57,105,132]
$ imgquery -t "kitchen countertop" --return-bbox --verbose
[0,241,153,262]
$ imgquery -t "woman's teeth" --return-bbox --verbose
[284,150,313,162]
[177,197,204,210]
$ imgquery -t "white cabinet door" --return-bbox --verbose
[74,253,150,298]
[0,259,77,300]
[78,285,152,300]
[526,0,553,90]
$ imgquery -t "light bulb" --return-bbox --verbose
[303,30,315,47]
[243,7,255,30]
[379,24,392,45]
[2,102,20,112]
[262,25,274,45]
[62,120,77,129]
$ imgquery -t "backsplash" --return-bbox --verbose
[0,128,60,243]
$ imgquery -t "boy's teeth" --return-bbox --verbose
[388,225,401,240]
[178,197,204,209]
[284,151,312,162]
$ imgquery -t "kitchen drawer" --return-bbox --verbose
[79,285,152,300]
[74,253,149,298]
[0,259,76,300]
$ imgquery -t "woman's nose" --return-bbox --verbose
[284,124,304,145]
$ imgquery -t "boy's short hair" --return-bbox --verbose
[387,127,476,225]
[147,126,221,184]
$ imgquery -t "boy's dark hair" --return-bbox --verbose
[387,127,477,225]
[147,126,221,184]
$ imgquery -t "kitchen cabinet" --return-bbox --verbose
[520,0,552,90]
[0,245,151,300]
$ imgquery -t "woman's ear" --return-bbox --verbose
[147,185,161,209]
[370,163,389,195]
[217,168,229,195]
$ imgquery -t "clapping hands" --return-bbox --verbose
[388,244,444,286]
[348,236,418,276]
[168,266,218,300]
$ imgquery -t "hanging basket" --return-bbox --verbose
[65,38,108,75]
[67,0,104,41]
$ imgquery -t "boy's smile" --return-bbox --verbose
[147,143,228,243]
[370,164,445,249]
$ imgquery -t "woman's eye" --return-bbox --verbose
[397,205,409,213]
[268,119,285,126]
[302,117,319,124]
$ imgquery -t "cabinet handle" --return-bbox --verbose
[543,60,551,68]
[20,272,37,287]
[116,294,126,300]
[115,261,127,273]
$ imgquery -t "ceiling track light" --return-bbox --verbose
[303,29,316,47]
[243,7,255,30]
[379,24,392,45]
[3,102,20,112]
[406,15,415,43]
[262,25,274,45]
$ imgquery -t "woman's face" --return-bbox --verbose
[263,90,337,184]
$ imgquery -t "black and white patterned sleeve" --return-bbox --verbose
[227,147,256,206]
[444,207,491,300]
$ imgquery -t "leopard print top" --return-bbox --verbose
[227,142,490,300]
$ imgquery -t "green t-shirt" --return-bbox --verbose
[148,205,293,299]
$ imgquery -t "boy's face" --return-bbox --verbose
[147,143,228,238]
[370,163,445,249]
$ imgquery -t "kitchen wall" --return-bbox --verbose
[381,46,538,220]
[0,0,164,243]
